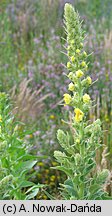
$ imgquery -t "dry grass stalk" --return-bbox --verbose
[104,171,112,196]
[104,30,112,51]
[10,78,50,124]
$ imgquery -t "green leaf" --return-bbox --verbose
[83,160,95,176]
[43,190,56,200]
[64,179,79,198]
[25,188,39,200]
[89,183,100,194]
[16,154,37,162]
[25,185,45,200]
[16,160,37,173]
[96,169,109,184]
[19,181,35,189]
[52,166,72,177]
[25,184,45,194]
[88,189,106,200]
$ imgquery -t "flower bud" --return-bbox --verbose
[57,129,67,148]
[83,51,87,57]
[76,139,80,144]
[81,61,86,67]
[76,49,80,54]
[68,82,75,91]
[63,93,72,104]
[86,76,92,85]
[71,56,75,62]
[94,119,101,126]
[71,39,75,45]
[80,43,83,48]
[97,169,109,184]
[83,94,91,103]
[54,151,67,163]
[76,70,84,78]
[67,61,71,69]
[68,72,73,80]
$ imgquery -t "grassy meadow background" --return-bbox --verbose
[0,0,112,199]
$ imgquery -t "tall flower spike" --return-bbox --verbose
[54,3,110,200]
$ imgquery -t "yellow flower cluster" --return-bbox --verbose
[62,4,93,124]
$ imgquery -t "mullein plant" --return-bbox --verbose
[0,93,44,200]
[54,3,110,200]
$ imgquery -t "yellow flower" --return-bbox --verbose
[76,70,84,78]
[87,76,92,85]
[71,56,75,62]
[81,61,86,67]
[83,94,90,103]
[76,49,80,54]
[50,175,56,181]
[67,61,71,69]
[50,115,55,120]
[63,93,72,105]
[68,82,75,91]
[38,162,44,167]
[43,195,47,200]
[0,115,2,122]
[74,108,84,122]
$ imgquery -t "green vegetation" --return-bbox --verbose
[0,0,112,199]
